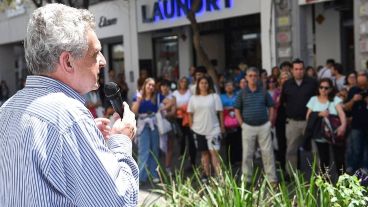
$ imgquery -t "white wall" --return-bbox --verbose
[90,1,126,40]
[178,26,193,77]
[315,4,341,66]
[125,0,140,102]
[0,3,34,45]
[261,0,276,72]
[138,32,153,59]
[136,0,260,32]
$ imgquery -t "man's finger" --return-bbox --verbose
[95,118,110,125]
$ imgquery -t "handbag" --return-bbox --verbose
[156,111,172,135]
[321,102,343,145]
[177,104,190,127]
[155,95,172,135]
[223,108,239,129]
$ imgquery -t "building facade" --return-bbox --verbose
[0,0,364,99]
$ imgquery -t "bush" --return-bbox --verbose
[152,160,368,207]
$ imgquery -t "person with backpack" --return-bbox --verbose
[234,67,278,184]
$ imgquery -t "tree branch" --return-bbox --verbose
[187,0,217,85]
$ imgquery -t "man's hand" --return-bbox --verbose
[111,102,137,140]
[95,118,111,140]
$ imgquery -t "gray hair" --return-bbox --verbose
[246,67,259,76]
[24,4,95,75]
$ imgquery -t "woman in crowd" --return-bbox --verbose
[220,81,242,166]
[117,72,129,102]
[188,75,224,181]
[269,66,280,80]
[345,71,358,91]
[306,78,347,175]
[239,78,247,90]
[267,77,281,106]
[306,66,318,79]
[337,71,357,102]
[131,78,163,184]
[275,71,291,172]
[158,80,176,175]
[172,77,196,170]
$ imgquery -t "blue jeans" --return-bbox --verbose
[138,124,160,182]
[346,129,368,172]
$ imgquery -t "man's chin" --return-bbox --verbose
[92,83,99,91]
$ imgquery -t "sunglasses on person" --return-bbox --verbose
[319,86,330,90]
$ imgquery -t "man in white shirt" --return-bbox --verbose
[331,63,346,91]
[318,59,335,80]
[189,66,207,95]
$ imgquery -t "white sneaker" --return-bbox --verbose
[166,167,173,176]
[152,178,160,184]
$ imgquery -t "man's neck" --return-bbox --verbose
[248,84,257,91]
[294,78,303,86]
[335,74,342,79]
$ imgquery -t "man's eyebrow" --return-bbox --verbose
[92,47,101,55]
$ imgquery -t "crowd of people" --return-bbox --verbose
[82,57,368,185]
[3,3,368,206]
[107,58,367,185]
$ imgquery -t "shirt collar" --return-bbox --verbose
[25,75,86,104]
[245,85,261,93]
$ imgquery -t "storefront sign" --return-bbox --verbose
[277,32,291,44]
[98,16,117,28]
[278,47,292,58]
[299,0,333,5]
[277,16,290,27]
[141,0,232,23]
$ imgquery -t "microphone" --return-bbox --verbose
[104,82,124,119]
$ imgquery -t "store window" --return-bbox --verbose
[228,30,261,68]
[109,43,124,77]
[153,36,179,80]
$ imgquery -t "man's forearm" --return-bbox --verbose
[235,109,243,125]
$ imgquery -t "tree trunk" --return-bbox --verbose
[187,0,218,85]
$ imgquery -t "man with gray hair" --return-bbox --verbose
[0,4,138,206]
[234,67,278,184]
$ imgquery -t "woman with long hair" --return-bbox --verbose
[269,66,280,80]
[306,78,347,175]
[306,66,318,79]
[220,80,242,166]
[188,75,224,181]
[158,80,176,175]
[344,71,358,91]
[274,71,291,172]
[131,78,163,184]
[337,71,357,101]
[172,77,196,170]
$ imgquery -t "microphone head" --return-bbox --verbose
[104,82,120,98]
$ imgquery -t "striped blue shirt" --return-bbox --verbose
[234,86,274,126]
[0,76,139,206]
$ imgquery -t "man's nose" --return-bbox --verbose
[99,53,107,69]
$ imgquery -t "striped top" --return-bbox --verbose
[0,76,139,207]
[234,86,274,126]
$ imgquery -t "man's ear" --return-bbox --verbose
[59,51,74,73]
